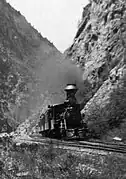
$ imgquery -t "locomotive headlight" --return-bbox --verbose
[65,111,70,118]
[65,107,72,118]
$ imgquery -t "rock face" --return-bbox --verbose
[0,0,83,132]
[66,0,126,138]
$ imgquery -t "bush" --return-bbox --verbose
[0,140,126,179]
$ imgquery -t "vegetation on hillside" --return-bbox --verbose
[0,139,126,179]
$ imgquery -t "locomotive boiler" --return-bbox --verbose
[39,84,87,140]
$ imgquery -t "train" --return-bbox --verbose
[38,84,88,140]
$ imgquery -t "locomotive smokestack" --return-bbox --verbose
[64,84,78,104]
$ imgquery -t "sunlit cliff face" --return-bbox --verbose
[65,0,126,125]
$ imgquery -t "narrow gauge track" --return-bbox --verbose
[15,136,126,154]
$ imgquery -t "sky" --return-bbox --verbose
[7,0,89,52]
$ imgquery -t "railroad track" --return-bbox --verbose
[14,136,126,154]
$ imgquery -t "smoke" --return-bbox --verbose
[36,55,86,104]
[62,61,83,84]
[60,59,86,102]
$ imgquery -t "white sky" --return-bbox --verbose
[7,0,89,52]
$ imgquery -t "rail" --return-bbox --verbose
[14,136,126,154]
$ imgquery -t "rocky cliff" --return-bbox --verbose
[66,0,126,139]
[0,0,84,132]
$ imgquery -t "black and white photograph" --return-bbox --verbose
[0,0,126,178]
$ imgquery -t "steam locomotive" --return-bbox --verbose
[39,84,87,140]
